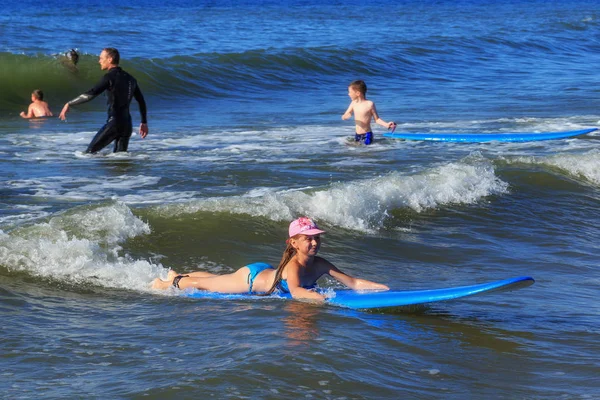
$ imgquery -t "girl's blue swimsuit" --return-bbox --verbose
[244,262,316,294]
[245,262,274,293]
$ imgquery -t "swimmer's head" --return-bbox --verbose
[66,49,79,65]
[32,89,44,101]
[349,80,367,96]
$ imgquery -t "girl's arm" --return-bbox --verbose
[319,257,389,291]
[289,285,325,301]
[286,261,326,301]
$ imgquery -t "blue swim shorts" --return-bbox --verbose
[355,132,374,145]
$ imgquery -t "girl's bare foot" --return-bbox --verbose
[151,277,172,290]
[167,270,178,280]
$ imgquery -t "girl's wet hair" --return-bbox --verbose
[262,238,298,295]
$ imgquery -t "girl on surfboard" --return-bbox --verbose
[151,217,389,301]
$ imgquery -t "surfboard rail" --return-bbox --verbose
[383,128,597,143]
[326,276,534,309]
[183,276,535,310]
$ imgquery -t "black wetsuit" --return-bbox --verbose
[67,67,147,153]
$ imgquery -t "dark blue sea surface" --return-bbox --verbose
[1,1,600,398]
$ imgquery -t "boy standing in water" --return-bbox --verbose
[342,80,396,145]
[20,90,53,118]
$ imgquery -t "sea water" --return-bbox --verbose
[1,0,600,398]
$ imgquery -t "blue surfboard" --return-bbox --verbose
[183,276,534,310]
[383,128,596,143]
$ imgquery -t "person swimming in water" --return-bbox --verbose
[59,49,80,72]
[151,217,389,301]
[20,90,53,119]
[66,49,79,65]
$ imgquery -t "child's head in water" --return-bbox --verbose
[31,90,44,101]
[66,49,79,65]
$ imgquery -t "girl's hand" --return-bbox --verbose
[355,280,389,291]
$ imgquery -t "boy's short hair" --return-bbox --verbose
[349,80,367,95]
[103,47,120,65]
[32,90,44,100]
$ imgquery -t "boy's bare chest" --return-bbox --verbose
[353,102,372,118]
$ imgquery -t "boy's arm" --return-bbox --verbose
[341,102,354,120]
[371,103,396,129]
[20,105,34,119]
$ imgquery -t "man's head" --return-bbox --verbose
[99,48,120,70]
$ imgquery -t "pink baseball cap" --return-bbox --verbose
[288,217,326,237]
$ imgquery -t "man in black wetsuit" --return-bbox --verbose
[59,48,148,153]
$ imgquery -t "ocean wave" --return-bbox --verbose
[511,149,600,186]
[0,47,393,113]
[154,156,509,232]
[0,201,164,291]
[0,158,507,288]
[1,22,595,116]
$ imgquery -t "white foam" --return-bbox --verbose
[7,131,95,161]
[6,174,195,204]
[6,117,599,161]
[6,118,595,229]
[156,156,508,232]
[0,207,52,227]
[392,115,598,133]
[0,202,165,292]
[511,149,600,185]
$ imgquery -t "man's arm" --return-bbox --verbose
[59,75,110,120]
[133,85,148,138]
